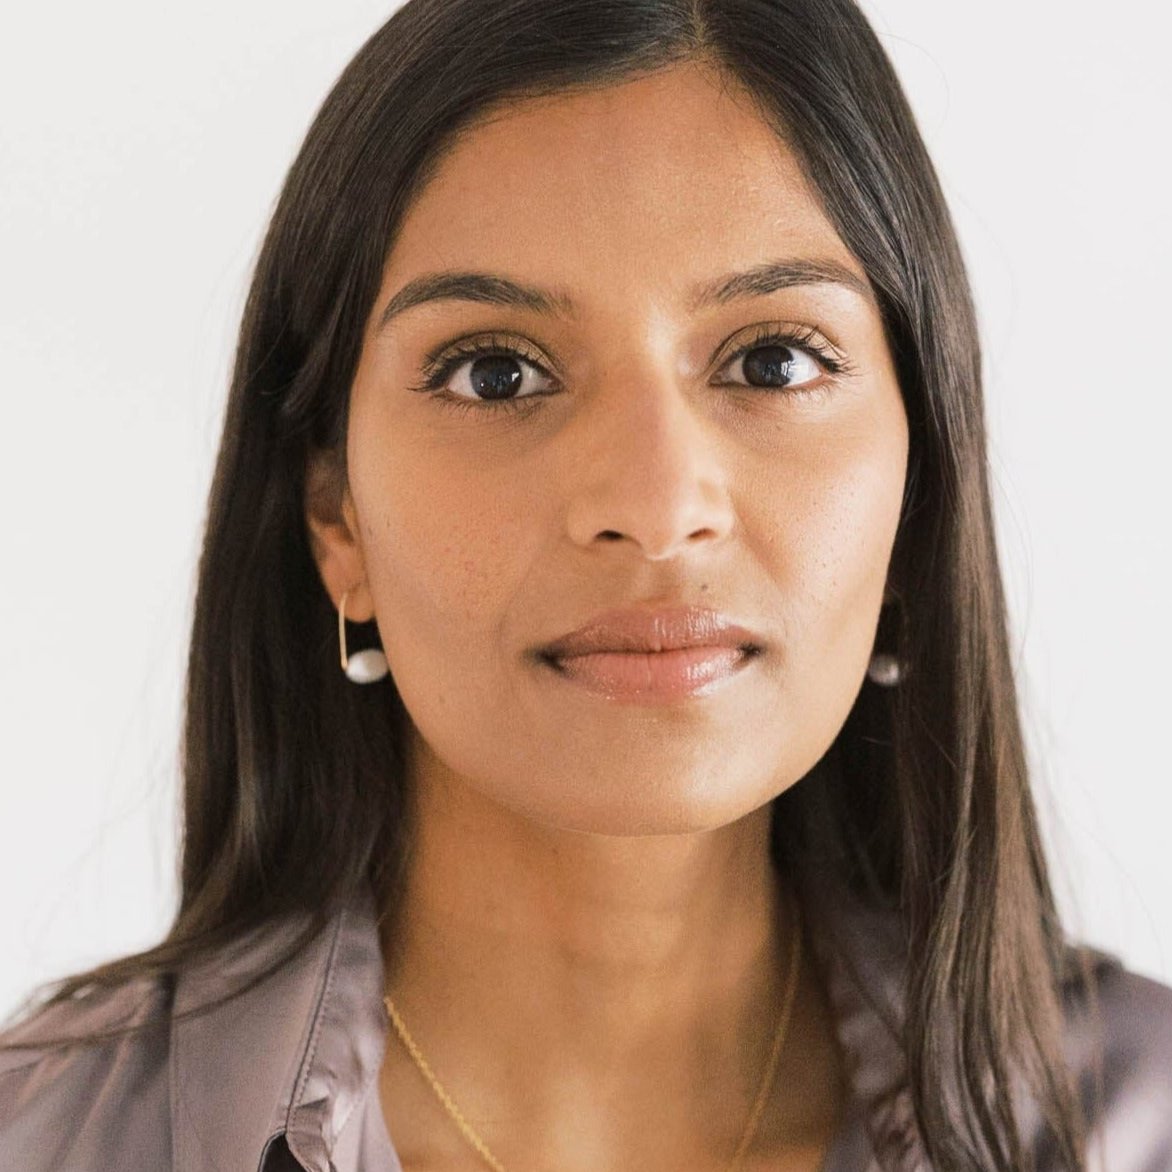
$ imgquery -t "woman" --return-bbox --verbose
[2,0,1170,1169]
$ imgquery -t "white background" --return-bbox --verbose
[2,2,1169,1022]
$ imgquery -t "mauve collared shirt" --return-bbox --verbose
[3,867,1172,1171]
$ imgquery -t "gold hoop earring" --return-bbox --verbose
[338,589,389,684]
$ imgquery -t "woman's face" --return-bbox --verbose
[310,62,908,836]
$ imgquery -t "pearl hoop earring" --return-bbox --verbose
[866,652,903,687]
[338,589,389,684]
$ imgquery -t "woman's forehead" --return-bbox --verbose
[381,64,865,314]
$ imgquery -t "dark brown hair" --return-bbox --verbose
[3,1,1102,1167]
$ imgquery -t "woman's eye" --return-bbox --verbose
[422,342,555,406]
[717,335,827,391]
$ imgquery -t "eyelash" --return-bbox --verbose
[406,323,855,417]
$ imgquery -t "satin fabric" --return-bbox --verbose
[2,868,1171,1170]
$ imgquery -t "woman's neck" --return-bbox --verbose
[377,753,846,1172]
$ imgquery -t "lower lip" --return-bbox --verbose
[541,645,756,703]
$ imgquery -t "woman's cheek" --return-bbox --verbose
[364,462,531,642]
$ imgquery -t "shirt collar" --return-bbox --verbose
[794,863,927,1171]
[170,885,387,1172]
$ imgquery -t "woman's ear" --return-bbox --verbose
[304,445,376,622]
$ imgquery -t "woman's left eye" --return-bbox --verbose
[716,329,837,393]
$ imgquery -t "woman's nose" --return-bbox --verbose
[562,364,736,562]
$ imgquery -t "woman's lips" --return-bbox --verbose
[543,644,757,703]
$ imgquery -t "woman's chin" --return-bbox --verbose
[487,774,784,839]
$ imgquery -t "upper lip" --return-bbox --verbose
[538,605,763,659]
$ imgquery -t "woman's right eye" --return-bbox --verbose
[406,334,557,414]
[437,348,555,403]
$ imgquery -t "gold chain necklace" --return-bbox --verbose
[383,887,803,1172]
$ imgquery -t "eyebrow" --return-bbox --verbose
[376,258,874,332]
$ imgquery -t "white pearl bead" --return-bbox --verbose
[866,652,903,687]
[345,648,389,684]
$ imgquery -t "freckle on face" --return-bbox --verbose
[342,61,908,835]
